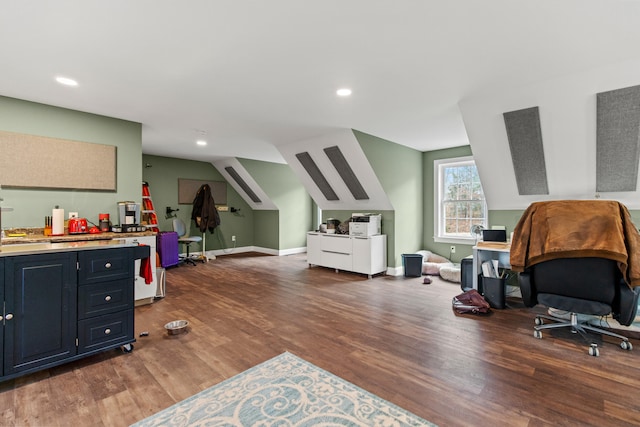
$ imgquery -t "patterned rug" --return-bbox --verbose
[132,352,436,426]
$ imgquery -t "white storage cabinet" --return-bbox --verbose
[307,232,386,278]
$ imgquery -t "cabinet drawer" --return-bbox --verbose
[78,249,132,284]
[78,310,134,354]
[78,279,133,319]
[321,251,352,271]
[320,235,352,254]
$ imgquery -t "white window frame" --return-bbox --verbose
[433,156,487,245]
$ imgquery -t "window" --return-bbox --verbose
[434,156,487,244]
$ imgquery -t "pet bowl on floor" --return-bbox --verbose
[164,320,189,335]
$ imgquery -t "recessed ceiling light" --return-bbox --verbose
[55,76,78,87]
[196,140,207,146]
[336,88,352,97]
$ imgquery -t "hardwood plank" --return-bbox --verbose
[52,367,104,427]
[1,252,639,426]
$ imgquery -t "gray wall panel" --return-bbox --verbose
[224,166,262,203]
[324,145,369,200]
[295,152,339,201]
[596,85,640,192]
[503,106,549,195]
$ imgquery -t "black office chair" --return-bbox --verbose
[519,257,640,356]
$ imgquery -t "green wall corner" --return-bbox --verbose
[239,158,312,251]
[422,145,474,263]
[0,96,141,228]
[142,154,253,251]
[353,130,423,268]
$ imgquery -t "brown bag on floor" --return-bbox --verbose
[452,289,490,314]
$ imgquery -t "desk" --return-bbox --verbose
[472,243,511,290]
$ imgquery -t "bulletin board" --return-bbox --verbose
[178,178,227,205]
[0,130,117,191]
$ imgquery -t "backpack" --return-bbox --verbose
[452,289,491,314]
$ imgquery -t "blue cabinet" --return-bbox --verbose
[4,252,77,375]
[0,244,148,382]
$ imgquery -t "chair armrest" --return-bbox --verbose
[613,280,640,326]
[518,271,537,307]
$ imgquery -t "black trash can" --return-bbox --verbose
[402,254,423,277]
[460,256,474,292]
[482,276,506,309]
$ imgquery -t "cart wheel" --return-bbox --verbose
[588,344,599,357]
[534,317,543,326]
[621,341,633,351]
[122,343,134,353]
[534,330,542,339]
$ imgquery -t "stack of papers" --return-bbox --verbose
[481,260,505,278]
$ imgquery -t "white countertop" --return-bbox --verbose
[0,239,136,257]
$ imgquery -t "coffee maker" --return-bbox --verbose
[116,201,141,232]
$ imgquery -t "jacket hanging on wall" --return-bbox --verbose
[191,184,221,233]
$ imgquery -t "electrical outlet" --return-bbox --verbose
[450,245,456,254]
[232,235,236,242]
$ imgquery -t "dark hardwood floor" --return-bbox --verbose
[1,252,640,426]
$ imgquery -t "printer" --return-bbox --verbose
[349,213,381,236]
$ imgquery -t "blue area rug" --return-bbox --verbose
[132,352,436,426]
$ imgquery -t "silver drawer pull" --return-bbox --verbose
[0,315,3,321]
[104,328,111,335]
[5,313,13,320]
[105,295,112,302]
[105,262,112,269]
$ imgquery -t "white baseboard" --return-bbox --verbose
[209,246,307,257]
[208,246,251,257]
[277,246,307,256]
[209,247,401,278]
[387,266,403,276]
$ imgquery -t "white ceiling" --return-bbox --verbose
[1,1,638,164]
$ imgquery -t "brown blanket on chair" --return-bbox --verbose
[510,200,640,288]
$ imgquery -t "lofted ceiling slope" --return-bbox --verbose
[0,1,639,165]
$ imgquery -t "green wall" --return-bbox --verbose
[355,130,423,268]
[423,146,640,263]
[0,96,141,228]
[5,94,636,264]
[142,154,253,251]
[142,155,311,253]
[253,210,279,250]
[319,130,423,268]
[487,210,527,238]
[422,145,474,263]
[239,158,312,251]
[490,209,640,239]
